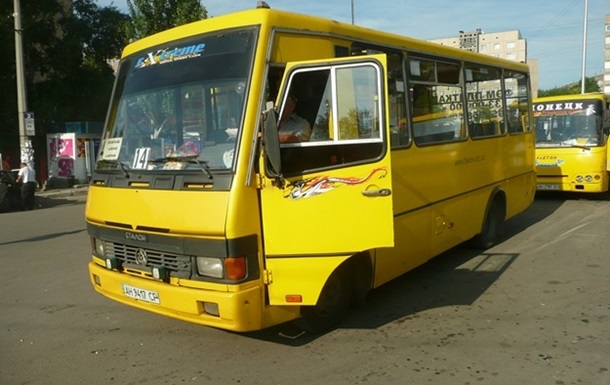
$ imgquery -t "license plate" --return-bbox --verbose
[122,284,160,304]
[537,184,560,191]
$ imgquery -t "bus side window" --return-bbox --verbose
[464,64,504,138]
[504,71,530,134]
[408,58,464,146]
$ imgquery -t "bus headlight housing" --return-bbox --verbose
[196,257,224,278]
[196,256,247,280]
[575,175,584,183]
[584,175,593,183]
[94,238,105,257]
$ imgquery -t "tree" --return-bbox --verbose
[0,0,73,162]
[69,0,130,65]
[126,0,208,41]
[538,76,601,97]
[26,0,130,125]
[0,0,129,172]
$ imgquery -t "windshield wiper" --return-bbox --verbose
[558,140,592,150]
[98,159,130,178]
[567,144,591,150]
[149,155,213,180]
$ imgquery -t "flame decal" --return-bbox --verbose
[285,167,388,200]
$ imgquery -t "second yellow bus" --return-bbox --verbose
[534,93,610,193]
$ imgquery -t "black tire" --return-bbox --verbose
[471,201,505,249]
[293,268,351,334]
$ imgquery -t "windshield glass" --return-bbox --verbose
[534,99,603,148]
[97,28,257,172]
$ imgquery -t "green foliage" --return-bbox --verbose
[0,0,129,162]
[126,0,208,41]
[70,0,130,63]
[538,76,601,97]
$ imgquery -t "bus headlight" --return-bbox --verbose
[585,175,593,183]
[575,175,584,183]
[94,238,105,257]
[196,257,224,278]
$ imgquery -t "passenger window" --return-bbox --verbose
[504,71,530,133]
[464,64,504,138]
[408,58,464,146]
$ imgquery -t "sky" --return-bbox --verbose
[96,0,610,90]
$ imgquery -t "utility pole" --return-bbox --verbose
[580,0,588,94]
[351,0,354,25]
[13,0,33,166]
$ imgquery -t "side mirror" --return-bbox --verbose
[262,103,283,181]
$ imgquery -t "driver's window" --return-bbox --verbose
[278,62,385,175]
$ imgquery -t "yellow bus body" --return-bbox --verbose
[86,6,535,332]
[534,93,610,193]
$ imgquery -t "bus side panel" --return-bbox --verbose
[507,171,536,219]
[373,131,534,287]
[373,210,430,288]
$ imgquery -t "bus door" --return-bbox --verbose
[260,55,394,305]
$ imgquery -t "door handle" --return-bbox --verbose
[361,188,392,197]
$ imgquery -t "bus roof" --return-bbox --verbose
[122,6,530,73]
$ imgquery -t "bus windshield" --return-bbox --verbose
[97,27,258,172]
[534,99,603,148]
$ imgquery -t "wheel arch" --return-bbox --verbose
[480,186,507,232]
[471,186,508,249]
[342,251,374,306]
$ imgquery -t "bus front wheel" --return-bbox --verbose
[294,267,351,334]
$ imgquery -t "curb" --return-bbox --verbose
[36,185,89,199]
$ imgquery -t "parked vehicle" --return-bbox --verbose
[0,169,21,212]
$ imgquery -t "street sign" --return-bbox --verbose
[24,112,35,136]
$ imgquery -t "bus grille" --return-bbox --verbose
[104,241,191,277]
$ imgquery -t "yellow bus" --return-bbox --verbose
[87,4,535,333]
[533,94,610,193]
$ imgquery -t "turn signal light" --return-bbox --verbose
[225,257,247,280]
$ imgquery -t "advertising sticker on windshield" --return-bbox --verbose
[99,138,122,160]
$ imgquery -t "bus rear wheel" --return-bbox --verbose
[471,201,505,249]
[293,267,351,334]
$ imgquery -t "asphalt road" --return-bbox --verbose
[0,192,608,385]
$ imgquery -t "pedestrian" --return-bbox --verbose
[16,162,36,211]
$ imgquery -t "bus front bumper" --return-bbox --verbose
[89,261,273,332]
[536,175,607,193]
